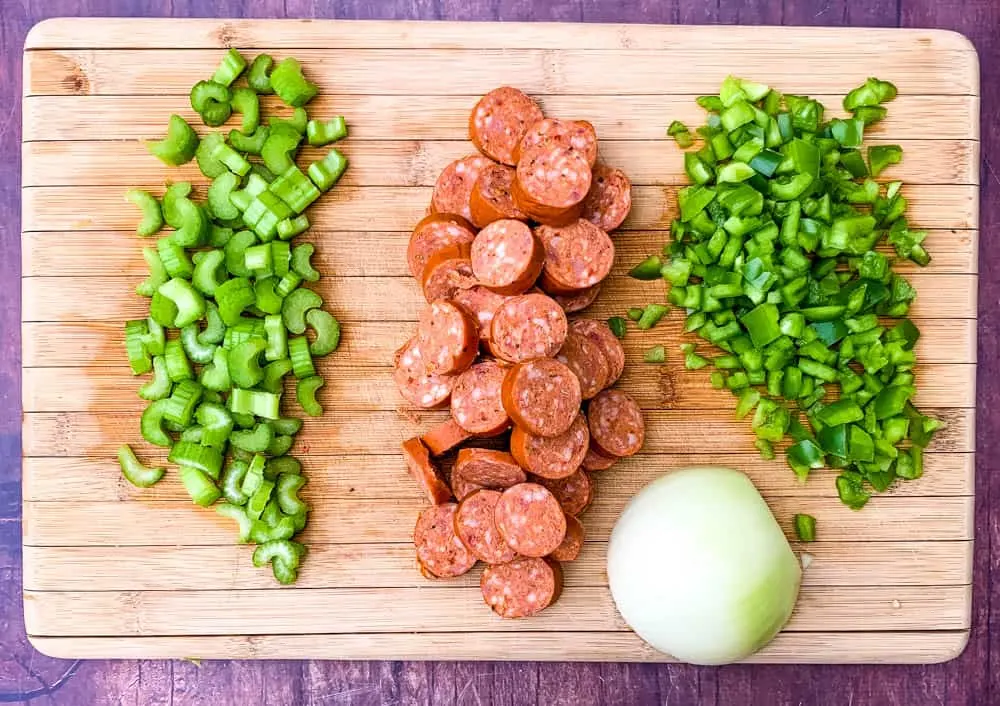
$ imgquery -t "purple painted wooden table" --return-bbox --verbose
[2,1,997,704]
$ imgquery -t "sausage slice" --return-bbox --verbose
[513,147,592,226]
[431,155,494,223]
[536,219,615,294]
[414,503,477,578]
[555,329,610,400]
[581,164,632,232]
[489,293,568,363]
[501,358,582,437]
[469,87,544,165]
[581,444,617,472]
[514,118,598,167]
[495,483,567,557]
[421,243,476,303]
[470,163,527,228]
[416,300,479,375]
[450,360,511,436]
[481,557,563,618]
[549,514,585,562]
[453,448,526,489]
[401,437,453,505]
[534,469,593,516]
[452,285,514,341]
[551,283,602,313]
[454,489,517,564]
[569,318,625,386]
[471,220,544,296]
[407,213,476,279]
[588,389,645,457]
[510,412,589,479]
[393,337,456,409]
[420,418,473,457]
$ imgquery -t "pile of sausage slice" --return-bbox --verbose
[394,86,645,619]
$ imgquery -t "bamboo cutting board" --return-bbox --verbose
[20,19,979,663]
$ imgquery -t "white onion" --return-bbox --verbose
[607,466,802,665]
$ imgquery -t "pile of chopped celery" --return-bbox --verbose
[119,48,348,584]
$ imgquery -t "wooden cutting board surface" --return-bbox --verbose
[20,18,979,663]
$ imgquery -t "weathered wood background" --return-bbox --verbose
[2,0,998,704]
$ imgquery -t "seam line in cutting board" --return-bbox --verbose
[21,630,974,640]
[20,539,976,547]
[21,582,974,594]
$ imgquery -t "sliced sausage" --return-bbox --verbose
[471,220,544,296]
[450,360,511,436]
[393,337,455,409]
[450,472,484,501]
[588,389,645,457]
[454,489,517,564]
[469,87,544,166]
[416,300,479,375]
[501,358,582,437]
[510,412,589,480]
[555,330,610,400]
[549,514,585,562]
[414,503,477,578]
[551,283,602,313]
[470,163,527,228]
[421,243,477,303]
[421,418,473,457]
[513,146,592,226]
[495,483,567,557]
[489,293,568,363]
[431,155,494,223]
[514,118,598,167]
[452,285,514,341]
[454,448,527,489]
[481,557,562,618]
[534,469,593,516]
[536,219,615,294]
[581,444,617,472]
[581,164,632,232]
[407,213,476,279]
[569,318,625,386]
[401,437,453,504]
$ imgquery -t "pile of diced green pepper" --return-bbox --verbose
[631,76,941,523]
[119,48,348,584]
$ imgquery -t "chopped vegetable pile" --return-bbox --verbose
[634,76,941,514]
[119,48,348,584]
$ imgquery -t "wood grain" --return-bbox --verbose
[19,363,977,412]
[21,183,980,232]
[22,584,971,636]
[22,93,981,142]
[20,228,982,278]
[22,138,980,187]
[25,630,972,664]
[20,19,978,665]
[19,273,980,321]
[20,496,976,546]
[21,452,975,503]
[20,541,972,591]
[20,407,977,457]
[22,317,979,366]
[23,47,978,96]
